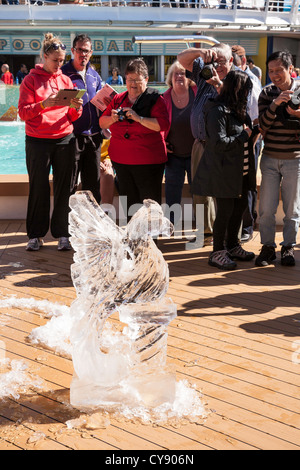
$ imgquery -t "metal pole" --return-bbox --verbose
[132,35,220,47]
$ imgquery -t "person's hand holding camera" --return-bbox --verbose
[121,107,140,122]
[110,108,120,123]
[206,68,223,91]
[273,89,293,107]
[286,104,300,118]
[200,48,218,66]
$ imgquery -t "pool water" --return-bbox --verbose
[0,122,26,175]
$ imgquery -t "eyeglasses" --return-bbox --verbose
[73,47,92,55]
[44,42,66,53]
[215,60,228,67]
[126,78,145,84]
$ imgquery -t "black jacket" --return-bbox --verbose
[192,99,256,199]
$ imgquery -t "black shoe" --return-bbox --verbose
[255,245,276,267]
[281,246,295,266]
[209,250,237,270]
[228,244,255,261]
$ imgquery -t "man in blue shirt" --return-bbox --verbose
[178,43,233,244]
[62,34,103,203]
[16,64,28,84]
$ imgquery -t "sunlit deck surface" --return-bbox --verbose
[0,219,300,450]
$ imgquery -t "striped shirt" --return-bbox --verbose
[258,79,300,160]
[243,141,249,176]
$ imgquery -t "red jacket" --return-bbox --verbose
[163,85,197,139]
[102,91,169,165]
[1,71,13,85]
[18,64,81,139]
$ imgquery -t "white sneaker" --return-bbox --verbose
[57,237,71,251]
[26,238,44,251]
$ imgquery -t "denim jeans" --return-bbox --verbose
[259,155,300,247]
[165,154,191,210]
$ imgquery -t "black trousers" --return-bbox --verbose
[74,134,102,204]
[26,136,75,239]
[213,178,249,252]
[112,161,165,220]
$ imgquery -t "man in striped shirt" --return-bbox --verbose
[255,50,300,267]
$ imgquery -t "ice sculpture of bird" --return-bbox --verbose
[69,191,173,310]
[68,191,177,407]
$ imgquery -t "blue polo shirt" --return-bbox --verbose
[187,57,218,141]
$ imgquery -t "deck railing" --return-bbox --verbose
[1,0,299,11]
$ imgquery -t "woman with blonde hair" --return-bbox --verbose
[163,60,197,225]
[18,33,83,252]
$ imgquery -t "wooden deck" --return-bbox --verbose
[0,220,300,451]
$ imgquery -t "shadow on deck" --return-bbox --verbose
[0,220,300,450]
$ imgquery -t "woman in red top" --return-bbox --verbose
[99,58,169,221]
[18,33,83,252]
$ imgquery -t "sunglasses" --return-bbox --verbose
[44,42,66,53]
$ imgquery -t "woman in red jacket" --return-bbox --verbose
[18,33,83,252]
[163,60,197,226]
[99,58,169,222]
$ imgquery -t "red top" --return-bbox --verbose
[102,91,169,165]
[1,71,13,85]
[18,64,82,139]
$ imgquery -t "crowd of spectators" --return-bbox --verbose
[1,29,298,270]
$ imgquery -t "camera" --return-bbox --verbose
[277,91,300,130]
[201,60,218,80]
[287,89,300,110]
[117,107,128,121]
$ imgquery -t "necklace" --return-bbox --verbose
[171,88,189,106]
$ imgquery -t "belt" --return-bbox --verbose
[198,139,206,145]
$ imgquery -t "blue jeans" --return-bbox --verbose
[165,154,191,225]
[259,155,300,247]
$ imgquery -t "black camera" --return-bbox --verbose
[288,89,300,110]
[117,107,128,121]
[201,60,218,80]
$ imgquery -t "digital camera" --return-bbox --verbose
[287,88,300,110]
[117,108,128,121]
[201,60,218,80]
[277,93,300,130]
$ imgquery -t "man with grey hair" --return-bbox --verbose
[178,43,233,246]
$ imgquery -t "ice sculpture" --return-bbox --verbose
[68,191,177,410]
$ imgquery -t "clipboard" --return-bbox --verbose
[54,89,86,107]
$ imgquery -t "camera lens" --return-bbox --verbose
[201,64,214,80]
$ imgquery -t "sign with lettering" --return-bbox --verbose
[0,35,138,55]
[0,34,259,56]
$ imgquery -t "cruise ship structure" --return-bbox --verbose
[0,1,299,84]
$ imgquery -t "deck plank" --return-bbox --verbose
[0,220,300,450]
